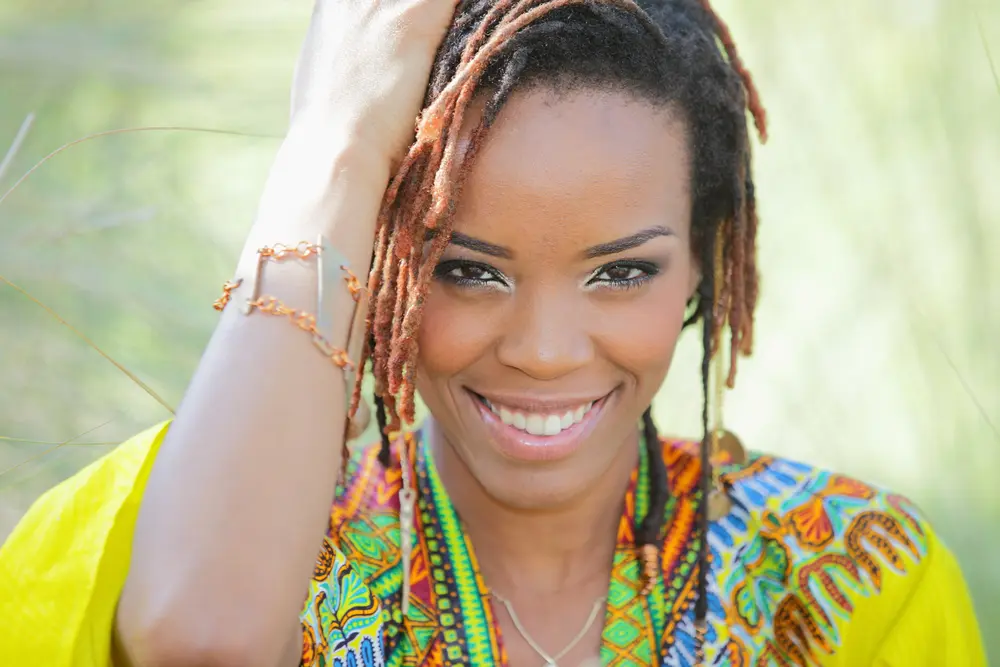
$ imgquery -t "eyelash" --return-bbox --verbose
[434,260,510,290]
[432,259,660,291]
[589,260,660,291]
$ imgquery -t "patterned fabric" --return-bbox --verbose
[298,428,981,666]
[300,538,385,667]
[0,421,985,667]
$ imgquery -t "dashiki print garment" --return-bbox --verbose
[0,422,986,667]
[299,428,984,667]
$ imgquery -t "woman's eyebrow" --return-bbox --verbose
[433,225,673,260]
[444,231,513,259]
[583,225,675,259]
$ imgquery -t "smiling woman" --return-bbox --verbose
[0,0,988,666]
[415,92,697,517]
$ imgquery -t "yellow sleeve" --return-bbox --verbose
[0,422,170,667]
[873,530,987,667]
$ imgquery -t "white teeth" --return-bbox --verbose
[483,398,596,436]
[543,415,562,436]
[525,414,545,436]
[499,407,514,426]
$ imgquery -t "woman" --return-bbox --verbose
[0,0,986,665]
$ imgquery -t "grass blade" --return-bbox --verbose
[0,273,175,414]
[0,113,35,184]
[0,124,276,414]
[0,436,117,446]
[975,9,1000,96]
[0,125,277,208]
[0,420,113,483]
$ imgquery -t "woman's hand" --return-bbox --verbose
[290,0,460,163]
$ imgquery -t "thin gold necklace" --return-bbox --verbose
[490,590,606,667]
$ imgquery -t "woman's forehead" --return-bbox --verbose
[452,87,693,250]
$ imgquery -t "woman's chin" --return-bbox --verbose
[472,462,598,511]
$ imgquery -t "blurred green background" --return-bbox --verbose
[1,0,997,660]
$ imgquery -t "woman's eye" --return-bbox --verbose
[604,266,644,282]
[589,261,660,290]
[434,260,508,289]
[445,265,489,281]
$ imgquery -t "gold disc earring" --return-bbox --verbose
[706,227,747,522]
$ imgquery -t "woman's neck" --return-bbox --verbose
[427,420,640,596]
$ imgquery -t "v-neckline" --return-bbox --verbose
[400,428,686,667]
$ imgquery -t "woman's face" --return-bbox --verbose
[415,87,699,508]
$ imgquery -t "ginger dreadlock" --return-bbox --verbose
[349,0,766,654]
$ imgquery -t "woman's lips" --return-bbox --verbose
[468,390,612,462]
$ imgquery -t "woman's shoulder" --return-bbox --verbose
[660,434,931,553]
[660,435,986,665]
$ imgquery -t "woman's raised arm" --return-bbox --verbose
[114,1,458,665]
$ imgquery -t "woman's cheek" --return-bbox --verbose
[416,288,504,378]
[592,284,689,388]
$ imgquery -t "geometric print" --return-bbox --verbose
[299,429,930,666]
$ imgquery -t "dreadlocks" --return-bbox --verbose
[353,0,766,653]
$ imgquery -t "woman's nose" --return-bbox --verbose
[495,290,595,381]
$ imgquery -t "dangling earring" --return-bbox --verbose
[706,357,744,520]
[706,228,747,522]
[398,435,416,616]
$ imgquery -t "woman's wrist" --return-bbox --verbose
[235,116,393,310]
